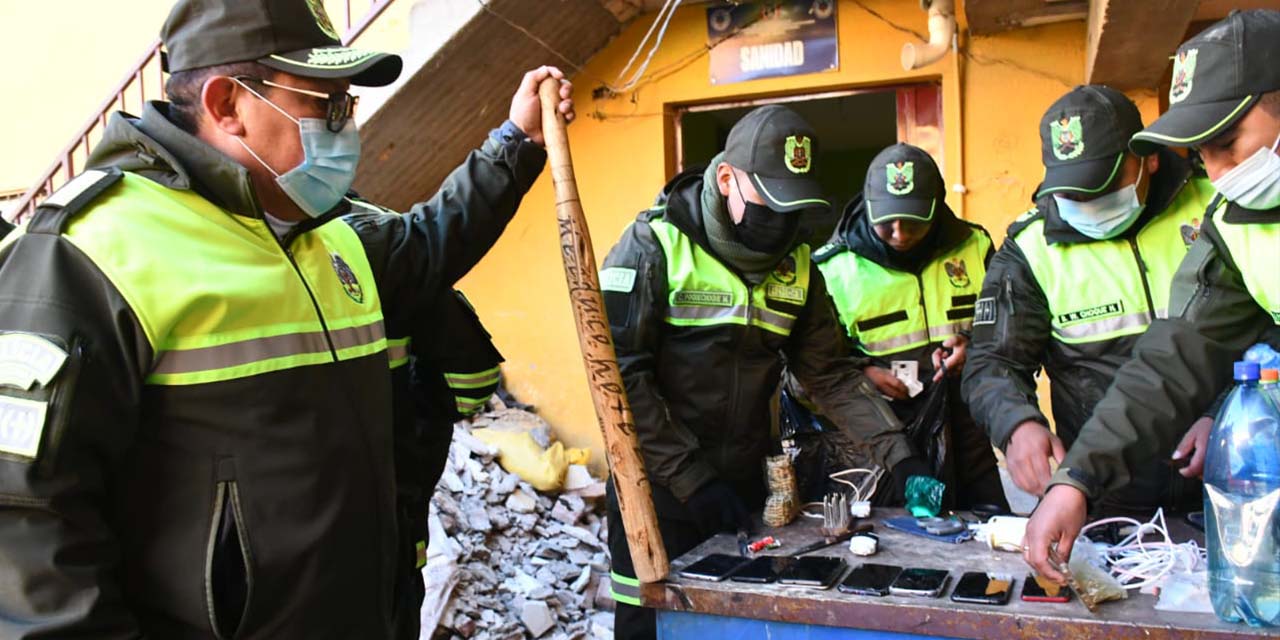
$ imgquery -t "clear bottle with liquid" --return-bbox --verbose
[1205,361,1280,626]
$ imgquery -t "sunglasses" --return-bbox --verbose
[234,76,358,133]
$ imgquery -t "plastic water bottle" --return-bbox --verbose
[1263,369,1280,408]
[1204,361,1280,626]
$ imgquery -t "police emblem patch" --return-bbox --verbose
[1181,218,1201,248]
[331,253,364,304]
[1051,115,1084,161]
[772,255,798,285]
[0,334,67,391]
[944,258,969,288]
[887,161,914,196]
[1169,49,1198,105]
[784,135,812,174]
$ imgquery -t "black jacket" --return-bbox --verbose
[600,168,910,508]
[0,102,543,639]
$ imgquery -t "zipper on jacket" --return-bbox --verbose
[272,227,339,360]
[1127,237,1157,322]
[914,274,934,347]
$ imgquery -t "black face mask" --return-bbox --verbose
[732,175,800,253]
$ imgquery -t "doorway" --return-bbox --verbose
[675,83,943,246]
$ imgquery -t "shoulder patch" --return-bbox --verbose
[973,297,997,326]
[28,169,123,235]
[0,333,68,391]
[0,395,48,459]
[812,242,846,264]
[600,267,637,293]
[1006,207,1043,239]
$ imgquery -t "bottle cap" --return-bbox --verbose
[1235,361,1261,381]
[1262,369,1279,383]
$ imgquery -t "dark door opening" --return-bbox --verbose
[676,84,942,246]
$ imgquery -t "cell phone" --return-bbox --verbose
[1020,573,1071,603]
[837,563,903,596]
[679,553,751,582]
[729,556,794,584]
[777,555,847,589]
[950,571,1013,605]
[889,568,949,598]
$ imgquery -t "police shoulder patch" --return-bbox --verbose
[600,267,637,293]
[973,297,997,326]
[0,333,67,461]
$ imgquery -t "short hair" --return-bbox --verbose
[1259,90,1280,118]
[165,61,275,134]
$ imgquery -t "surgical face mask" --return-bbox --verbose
[1211,131,1280,211]
[1053,163,1146,240]
[233,79,361,218]
[732,174,799,253]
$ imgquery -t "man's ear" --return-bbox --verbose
[201,76,247,137]
[715,162,733,197]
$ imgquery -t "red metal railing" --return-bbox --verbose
[6,0,398,223]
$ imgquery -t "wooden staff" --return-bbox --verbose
[538,78,669,582]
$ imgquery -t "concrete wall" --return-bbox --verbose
[456,0,1162,470]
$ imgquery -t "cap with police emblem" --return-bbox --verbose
[723,105,830,213]
[863,143,944,224]
[1131,9,1280,155]
[1035,85,1144,199]
[162,0,403,87]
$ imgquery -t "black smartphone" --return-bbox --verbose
[837,563,903,596]
[679,553,751,582]
[777,556,847,589]
[889,568,949,598]
[1020,573,1071,603]
[729,556,794,584]
[950,571,1013,605]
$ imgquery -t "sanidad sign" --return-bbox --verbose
[707,0,838,85]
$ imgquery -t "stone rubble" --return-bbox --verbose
[428,417,614,640]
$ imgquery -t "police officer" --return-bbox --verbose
[1025,8,1280,584]
[387,288,504,640]
[962,85,1215,514]
[600,105,914,639]
[0,0,571,636]
[814,143,1006,510]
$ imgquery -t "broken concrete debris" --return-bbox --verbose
[427,412,613,640]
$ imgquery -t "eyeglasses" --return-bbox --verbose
[234,76,358,132]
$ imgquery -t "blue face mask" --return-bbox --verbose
[234,79,361,218]
[1053,163,1146,240]
[1211,131,1280,211]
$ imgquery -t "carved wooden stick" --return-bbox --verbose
[537,78,669,582]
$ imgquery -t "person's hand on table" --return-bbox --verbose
[1022,484,1087,584]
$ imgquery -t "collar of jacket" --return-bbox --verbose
[85,101,350,229]
[651,164,729,257]
[823,192,972,274]
[1036,147,1196,245]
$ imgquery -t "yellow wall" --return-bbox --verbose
[458,0,1164,469]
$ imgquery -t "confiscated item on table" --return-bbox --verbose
[889,568,950,598]
[793,522,873,556]
[904,475,946,517]
[970,515,1028,552]
[838,563,902,596]
[730,556,792,584]
[821,492,851,537]
[777,555,848,589]
[763,454,800,527]
[883,515,973,544]
[747,536,782,555]
[1021,573,1071,603]
[848,531,879,556]
[1058,542,1127,611]
[680,553,751,582]
[951,571,1014,605]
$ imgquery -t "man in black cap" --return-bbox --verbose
[0,0,571,637]
[962,85,1215,513]
[1025,9,1280,587]
[812,143,1007,511]
[599,104,913,639]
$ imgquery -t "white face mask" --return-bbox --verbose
[1211,131,1280,211]
[1053,162,1146,240]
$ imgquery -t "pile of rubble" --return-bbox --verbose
[425,412,615,640]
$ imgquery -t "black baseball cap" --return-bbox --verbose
[1036,85,1144,199]
[1131,10,1280,155]
[162,0,403,87]
[723,105,830,213]
[864,144,944,224]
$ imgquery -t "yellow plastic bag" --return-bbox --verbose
[472,428,590,492]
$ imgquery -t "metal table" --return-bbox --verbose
[640,509,1272,639]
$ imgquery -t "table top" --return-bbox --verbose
[639,509,1273,639]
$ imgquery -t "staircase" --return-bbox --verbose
[4,0,399,224]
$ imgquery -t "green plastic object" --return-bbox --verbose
[905,475,945,517]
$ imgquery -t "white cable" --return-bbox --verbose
[1079,509,1199,590]
[614,0,674,83]
[614,0,683,92]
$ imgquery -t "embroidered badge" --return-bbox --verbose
[784,135,812,174]
[772,255,798,285]
[974,297,997,326]
[1057,301,1124,326]
[944,258,970,288]
[600,267,637,293]
[674,291,733,306]
[1170,48,1198,105]
[886,161,914,196]
[1181,218,1201,248]
[306,0,340,40]
[766,283,805,304]
[0,395,48,459]
[331,253,365,304]
[1051,115,1085,161]
[0,334,67,391]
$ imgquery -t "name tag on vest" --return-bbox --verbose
[765,283,805,304]
[674,291,733,307]
[1057,301,1124,325]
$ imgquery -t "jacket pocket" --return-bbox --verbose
[206,459,253,640]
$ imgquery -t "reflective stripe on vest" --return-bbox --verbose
[819,229,990,356]
[63,173,386,385]
[1015,177,1214,344]
[446,365,500,416]
[648,218,810,337]
[1213,202,1280,325]
[609,571,642,606]
[387,337,411,369]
